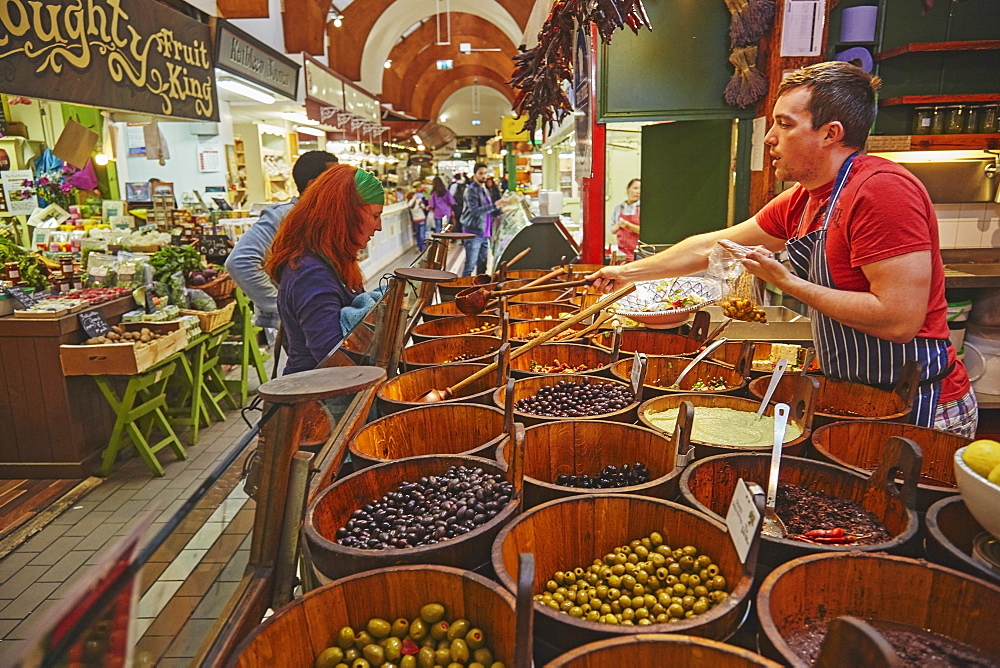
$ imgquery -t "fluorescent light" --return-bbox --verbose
[295,125,326,137]
[282,112,314,124]
[218,79,275,104]
[412,135,422,144]
[259,123,286,136]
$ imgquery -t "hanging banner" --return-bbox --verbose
[215,19,299,100]
[0,0,218,121]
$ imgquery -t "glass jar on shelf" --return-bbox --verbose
[929,106,946,135]
[912,106,934,135]
[943,105,965,134]
[964,105,982,134]
[978,104,998,133]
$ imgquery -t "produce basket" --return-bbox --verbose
[189,271,235,305]
[179,300,236,332]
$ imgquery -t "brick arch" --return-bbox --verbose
[327,0,531,90]
[422,73,514,121]
[409,65,511,119]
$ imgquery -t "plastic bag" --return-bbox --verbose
[707,240,768,323]
[168,270,186,307]
[86,252,117,288]
[116,251,153,289]
[185,289,217,312]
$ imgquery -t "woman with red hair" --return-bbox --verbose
[265,165,384,375]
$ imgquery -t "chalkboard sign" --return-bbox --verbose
[78,309,111,338]
[5,286,38,309]
[197,234,232,258]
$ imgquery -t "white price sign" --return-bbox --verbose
[725,478,763,564]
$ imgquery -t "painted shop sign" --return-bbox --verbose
[214,19,298,100]
[0,0,218,121]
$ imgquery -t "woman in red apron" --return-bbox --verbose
[611,178,641,261]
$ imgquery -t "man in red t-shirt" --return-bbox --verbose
[589,62,976,437]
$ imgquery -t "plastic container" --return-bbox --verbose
[839,5,878,42]
[943,105,966,134]
[970,289,1000,326]
[912,106,934,134]
[947,299,974,353]
[979,104,998,133]
[964,323,1000,395]
[964,105,982,134]
[930,106,946,134]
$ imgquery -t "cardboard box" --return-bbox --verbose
[60,328,186,376]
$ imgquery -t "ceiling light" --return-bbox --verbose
[259,123,286,136]
[499,149,508,156]
[282,112,314,124]
[94,153,110,166]
[384,59,392,69]
[417,144,425,151]
[439,116,447,123]
[412,135,422,144]
[218,79,275,104]
[333,17,342,27]
[295,125,326,137]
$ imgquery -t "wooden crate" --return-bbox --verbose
[179,301,236,332]
[60,328,187,376]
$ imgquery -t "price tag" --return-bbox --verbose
[725,478,763,564]
[5,286,38,309]
[78,309,111,339]
[197,234,231,258]
[630,351,646,396]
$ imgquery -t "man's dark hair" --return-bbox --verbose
[473,162,488,173]
[292,150,338,193]
[777,61,882,149]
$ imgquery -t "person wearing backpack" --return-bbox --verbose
[406,188,429,251]
[449,173,467,232]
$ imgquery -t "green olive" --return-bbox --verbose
[362,644,385,666]
[351,659,371,668]
[681,596,695,610]
[712,575,727,590]
[655,613,669,623]
[694,585,709,597]
[400,656,417,668]
[419,603,446,624]
[354,631,373,650]
[417,646,436,668]
[337,627,357,650]
[706,564,720,577]
[607,587,621,600]
[688,574,701,588]
[315,647,345,668]
[469,664,486,668]
[464,628,485,650]
[649,532,664,546]
[384,638,402,661]
[668,563,683,576]
[692,599,709,615]
[678,555,695,571]
[668,603,685,618]
[568,606,582,618]
[634,607,650,620]
[473,647,494,665]
[344,648,360,663]
[391,619,410,638]
[490,663,506,668]
[634,546,649,560]
[621,607,635,621]
[682,545,698,556]
[672,583,687,596]
[430,621,450,641]
[655,545,671,557]
[450,638,470,662]
[367,619,391,639]
[434,647,452,664]
[409,619,428,641]
[637,617,652,626]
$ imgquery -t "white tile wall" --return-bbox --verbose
[936,202,1000,248]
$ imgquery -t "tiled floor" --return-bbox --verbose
[0,245,431,664]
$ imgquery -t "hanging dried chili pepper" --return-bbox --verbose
[510,0,652,137]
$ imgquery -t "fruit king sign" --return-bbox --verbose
[0,0,218,121]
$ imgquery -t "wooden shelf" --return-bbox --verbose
[875,40,1000,62]
[881,94,1000,107]
[908,133,1000,150]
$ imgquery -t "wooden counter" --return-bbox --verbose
[0,296,136,478]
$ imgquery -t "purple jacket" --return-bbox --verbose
[428,190,456,218]
[276,254,359,375]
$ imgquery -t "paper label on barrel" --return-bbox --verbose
[726,478,761,564]
[630,351,645,395]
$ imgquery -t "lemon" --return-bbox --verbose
[963,439,1000,478]
[989,462,1000,486]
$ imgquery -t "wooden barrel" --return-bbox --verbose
[679,452,920,565]
[228,565,516,667]
[748,374,911,428]
[508,319,588,345]
[544,634,781,667]
[591,329,704,356]
[506,269,553,280]
[492,495,756,662]
[299,401,333,448]
[508,301,578,322]
[811,420,969,511]
[610,355,748,397]
[410,314,499,344]
[306,455,520,581]
[341,323,375,364]
[709,342,821,377]
[570,289,608,312]
[560,263,606,278]
[925,495,1000,585]
[401,335,502,371]
[376,363,496,415]
[637,379,817,457]
[493,373,639,427]
[438,276,495,302]
[495,419,681,508]
[511,289,574,304]
[421,299,491,321]
[757,551,1000,666]
[349,403,506,469]
[509,343,614,379]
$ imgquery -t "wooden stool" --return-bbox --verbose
[95,360,186,477]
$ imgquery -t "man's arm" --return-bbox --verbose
[225,204,286,314]
[744,249,931,344]
[589,217,786,290]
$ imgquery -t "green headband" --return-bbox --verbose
[354,169,385,205]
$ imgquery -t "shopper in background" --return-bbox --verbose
[485,176,502,203]
[460,163,504,277]
[406,188,429,251]
[428,176,456,233]
[610,178,641,262]
[588,62,976,437]
[449,173,467,231]
[264,166,384,375]
[226,150,338,328]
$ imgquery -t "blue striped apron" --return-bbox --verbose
[784,154,951,427]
